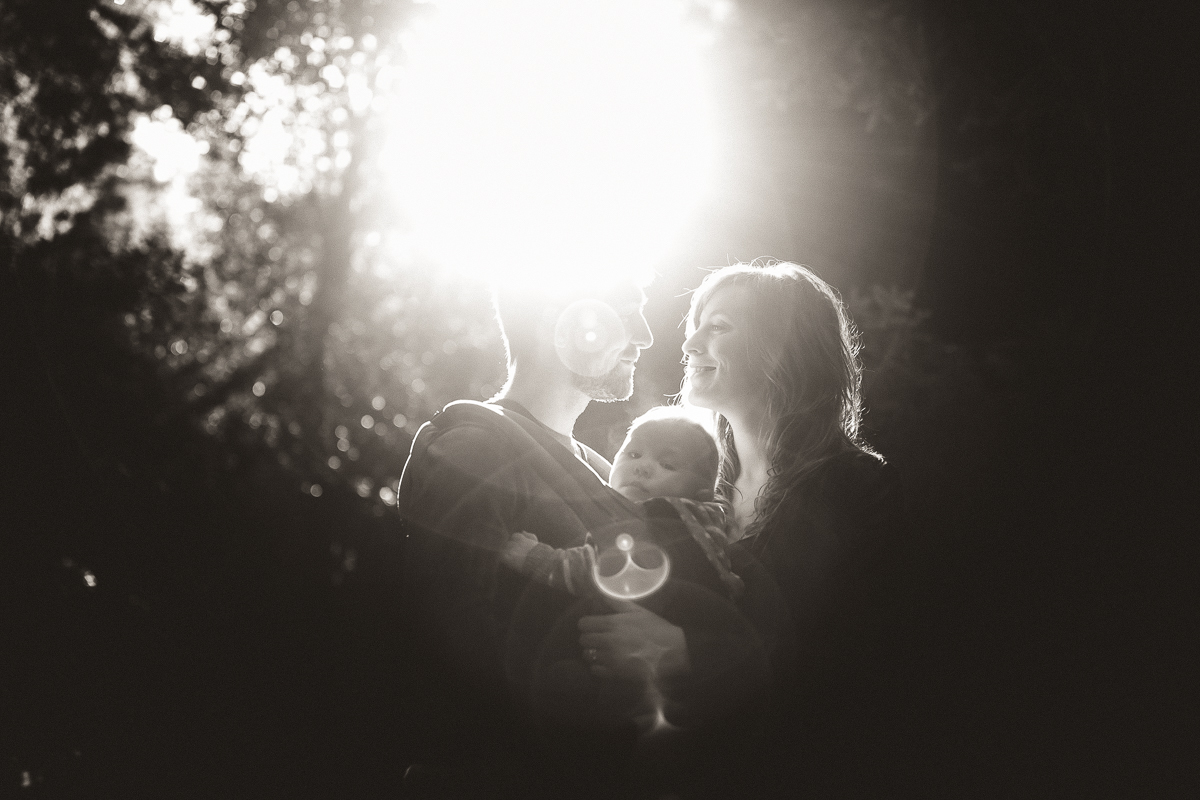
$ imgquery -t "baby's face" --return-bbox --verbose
[610,422,712,502]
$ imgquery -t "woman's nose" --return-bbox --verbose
[682,330,702,356]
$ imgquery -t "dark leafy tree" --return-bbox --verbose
[5,0,1107,792]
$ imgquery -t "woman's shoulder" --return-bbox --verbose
[817,449,893,499]
[776,449,896,531]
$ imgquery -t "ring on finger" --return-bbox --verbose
[584,647,600,663]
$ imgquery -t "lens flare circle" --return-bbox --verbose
[553,298,625,377]
[593,537,670,600]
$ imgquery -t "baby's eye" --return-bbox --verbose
[626,451,640,459]
[661,462,676,471]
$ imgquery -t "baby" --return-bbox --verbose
[500,407,743,599]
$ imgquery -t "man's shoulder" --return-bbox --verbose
[428,399,512,429]
[409,401,521,464]
[397,402,530,514]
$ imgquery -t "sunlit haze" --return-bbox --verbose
[384,0,716,290]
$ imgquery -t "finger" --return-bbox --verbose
[578,632,615,649]
[601,595,642,614]
[589,664,614,680]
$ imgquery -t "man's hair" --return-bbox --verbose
[491,285,552,373]
[626,406,720,492]
[686,260,881,535]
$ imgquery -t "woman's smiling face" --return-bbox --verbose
[681,284,772,421]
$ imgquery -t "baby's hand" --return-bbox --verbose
[499,531,540,571]
[669,497,730,545]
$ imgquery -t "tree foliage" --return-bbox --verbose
[5,0,952,521]
[3,1,1053,790]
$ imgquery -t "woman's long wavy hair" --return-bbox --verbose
[686,261,881,540]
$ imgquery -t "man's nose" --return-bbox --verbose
[628,312,653,350]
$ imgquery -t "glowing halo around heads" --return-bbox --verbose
[384,0,716,291]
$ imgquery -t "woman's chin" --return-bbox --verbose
[682,384,713,411]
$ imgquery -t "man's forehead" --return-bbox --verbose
[600,281,646,310]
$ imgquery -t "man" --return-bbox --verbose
[396,277,656,794]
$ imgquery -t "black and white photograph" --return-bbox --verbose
[2,0,1186,796]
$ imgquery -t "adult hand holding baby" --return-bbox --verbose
[577,596,691,682]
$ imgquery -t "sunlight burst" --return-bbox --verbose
[384,0,716,290]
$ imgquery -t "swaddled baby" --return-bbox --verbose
[501,407,743,600]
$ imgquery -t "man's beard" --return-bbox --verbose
[572,361,634,402]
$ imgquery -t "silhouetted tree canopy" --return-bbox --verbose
[2,0,1138,794]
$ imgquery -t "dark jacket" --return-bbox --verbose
[397,400,647,794]
[713,451,908,797]
[398,400,633,712]
[396,401,772,789]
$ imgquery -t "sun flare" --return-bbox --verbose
[383,0,716,290]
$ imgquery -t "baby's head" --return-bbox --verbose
[609,407,719,502]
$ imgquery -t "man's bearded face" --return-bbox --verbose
[557,282,651,402]
[571,357,636,402]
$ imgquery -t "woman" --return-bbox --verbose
[682,260,898,691]
[579,261,901,789]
